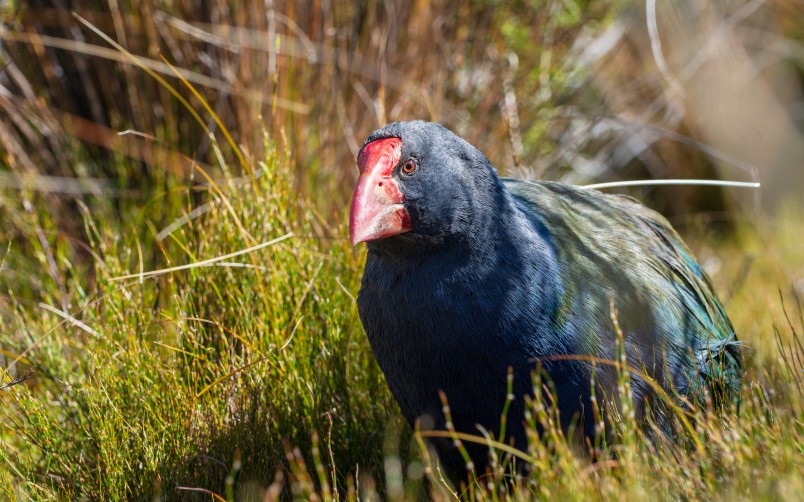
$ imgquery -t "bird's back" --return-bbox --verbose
[505,179,743,407]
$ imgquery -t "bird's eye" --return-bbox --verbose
[401,159,417,175]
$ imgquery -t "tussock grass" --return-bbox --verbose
[1,1,802,500]
[1,139,802,499]
[0,141,399,498]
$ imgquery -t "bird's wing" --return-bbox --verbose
[503,179,742,399]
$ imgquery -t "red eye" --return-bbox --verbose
[402,159,416,174]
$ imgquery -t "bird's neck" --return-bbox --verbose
[361,191,561,348]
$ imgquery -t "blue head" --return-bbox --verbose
[349,121,506,252]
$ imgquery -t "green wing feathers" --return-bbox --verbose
[504,179,743,406]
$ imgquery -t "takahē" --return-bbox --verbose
[349,121,742,481]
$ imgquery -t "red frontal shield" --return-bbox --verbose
[349,138,412,245]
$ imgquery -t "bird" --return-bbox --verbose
[349,120,743,483]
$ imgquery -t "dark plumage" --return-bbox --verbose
[349,121,742,482]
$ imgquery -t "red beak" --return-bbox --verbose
[349,138,412,246]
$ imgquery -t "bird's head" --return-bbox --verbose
[349,121,501,248]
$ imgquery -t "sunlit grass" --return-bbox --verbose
[0,137,395,498]
[1,1,802,499]
[1,133,801,498]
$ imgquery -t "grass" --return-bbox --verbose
[0,140,395,498]
[1,132,802,499]
[1,0,803,499]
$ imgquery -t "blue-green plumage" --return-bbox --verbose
[505,179,742,407]
[353,121,743,483]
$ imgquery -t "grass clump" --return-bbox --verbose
[1,148,803,500]
[0,138,398,499]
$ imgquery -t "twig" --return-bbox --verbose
[175,486,227,502]
[646,0,684,96]
[38,303,100,338]
[109,232,293,282]
[581,179,760,190]
[0,370,34,391]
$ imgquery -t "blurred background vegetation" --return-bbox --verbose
[3,0,801,227]
[0,0,802,499]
